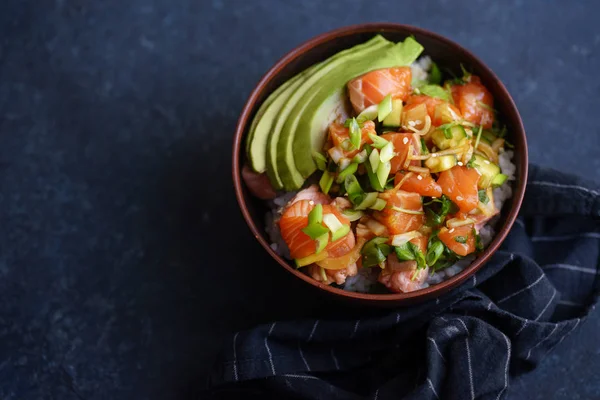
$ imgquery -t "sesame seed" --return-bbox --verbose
[402,137,409,144]
[408,121,416,127]
[309,200,315,205]
[484,160,490,165]
[449,228,455,233]
[414,120,422,125]
[456,196,464,201]
[457,161,463,166]
[417,175,423,180]
[431,153,437,157]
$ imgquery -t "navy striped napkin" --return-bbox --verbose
[208,164,599,400]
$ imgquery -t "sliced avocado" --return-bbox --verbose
[382,99,403,127]
[291,37,424,186]
[247,62,320,176]
[471,154,501,188]
[272,36,392,190]
[431,125,468,150]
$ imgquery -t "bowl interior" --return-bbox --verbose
[234,24,527,305]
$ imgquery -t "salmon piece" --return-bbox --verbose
[241,164,276,199]
[278,199,354,260]
[322,205,355,258]
[438,224,476,256]
[378,236,429,293]
[328,120,376,158]
[405,95,444,119]
[347,67,412,114]
[437,166,480,213]
[394,171,442,197]
[307,262,358,285]
[373,190,424,235]
[451,76,494,128]
[278,200,317,259]
[290,184,330,206]
[380,133,421,174]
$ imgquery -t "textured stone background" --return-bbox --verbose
[0,0,598,399]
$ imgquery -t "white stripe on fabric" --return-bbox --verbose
[535,289,557,321]
[529,181,599,196]
[525,325,559,361]
[283,374,319,380]
[497,274,544,304]
[516,319,528,336]
[265,323,277,375]
[557,300,584,307]
[299,345,310,371]
[308,320,319,341]
[544,263,599,275]
[544,319,581,357]
[472,275,477,286]
[496,332,511,400]
[232,332,239,381]
[374,388,379,400]
[454,319,474,400]
[427,337,446,362]
[331,348,340,370]
[351,320,360,338]
[427,378,440,399]
[531,232,600,242]
[396,313,400,324]
[487,301,494,311]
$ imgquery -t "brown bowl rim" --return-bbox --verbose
[232,23,528,303]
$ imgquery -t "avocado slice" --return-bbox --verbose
[246,67,313,174]
[268,36,391,190]
[290,37,424,186]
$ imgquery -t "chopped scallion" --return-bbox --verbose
[307,204,323,225]
[379,141,395,163]
[319,171,334,194]
[478,189,489,204]
[376,161,391,188]
[302,223,329,240]
[378,94,393,122]
[369,198,387,211]
[368,133,389,149]
[323,213,343,233]
[344,174,364,206]
[454,236,467,244]
[348,118,361,149]
[336,162,358,183]
[357,104,379,123]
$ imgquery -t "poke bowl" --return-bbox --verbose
[233,23,527,306]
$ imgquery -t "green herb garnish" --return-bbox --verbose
[395,241,426,270]
[478,189,489,204]
[419,84,450,101]
[454,236,467,244]
[361,237,392,267]
[429,62,442,85]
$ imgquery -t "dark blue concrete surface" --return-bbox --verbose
[0,0,598,399]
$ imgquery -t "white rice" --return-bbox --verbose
[264,58,517,294]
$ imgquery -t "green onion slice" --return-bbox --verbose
[336,162,358,184]
[379,141,395,163]
[378,94,393,122]
[319,171,334,194]
[302,223,329,240]
[348,118,361,149]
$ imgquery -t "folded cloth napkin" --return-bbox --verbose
[208,165,599,400]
